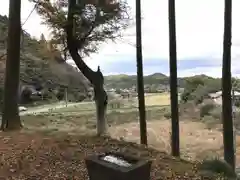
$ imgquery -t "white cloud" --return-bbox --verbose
[178,67,222,78]
[84,0,240,77]
[1,0,240,77]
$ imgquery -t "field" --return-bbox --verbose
[21,92,227,161]
[144,92,170,106]
[0,92,237,179]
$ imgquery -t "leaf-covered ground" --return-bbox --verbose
[0,131,218,180]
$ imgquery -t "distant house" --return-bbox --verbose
[208,90,240,105]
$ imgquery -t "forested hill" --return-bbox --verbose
[104,73,185,90]
[104,73,240,92]
[0,14,90,103]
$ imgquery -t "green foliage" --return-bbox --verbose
[164,111,171,119]
[235,99,240,107]
[198,158,236,179]
[105,73,230,96]
[200,103,216,118]
[31,0,130,58]
[209,106,222,120]
[70,92,86,102]
[104,73,240,99]
[200,116,220,128]
[104,73,183,90]
[181,75,221,103]
[0,14,89,105]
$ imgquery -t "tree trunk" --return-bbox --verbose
[94,84,108,135]
[1,0,22,130]
[168,0,180,157]
[135,0,147,145]
[222,0,235,170]
[66,0,108,135]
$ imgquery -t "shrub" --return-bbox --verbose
[200,103,216,118]
[180,90,192,103]
[56,91,64,100]
[201,115,214,122]
[72,93,86,102]
[209,106,222,120]
[235,99,240,107]
[164,111,171,119]
[198,158,236,179]
[201,115,220,129]
[162,106,172,119]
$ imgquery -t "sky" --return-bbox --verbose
[0,0,240,77]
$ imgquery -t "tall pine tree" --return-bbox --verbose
[222,0,235,170]
[168,0,180,157]
[1,0,22,130]
[135,0,147,145]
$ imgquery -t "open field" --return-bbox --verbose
[144,93,170,106]
[20,93,231,163]
[0,93,237,178]
[22,107,227,163]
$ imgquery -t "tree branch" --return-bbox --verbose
[66,0,95,84]
[76,25,95,49]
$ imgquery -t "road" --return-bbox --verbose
[19,101,92,115]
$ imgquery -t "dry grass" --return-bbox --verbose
[21,105,168,134]
[21,104,230,165]
[109,120,224,161]
[7,93,237,179]
[145,93,170,106]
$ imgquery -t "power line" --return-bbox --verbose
[22,3,38,27]
[117,37,146,51]
[0,1,39,59]
[21,2,40,52]
[4,1,135,57]
[117,38,136,47]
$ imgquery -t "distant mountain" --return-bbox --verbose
[104,73,218,91]
[149,73,167,78]
[104,73,185,90]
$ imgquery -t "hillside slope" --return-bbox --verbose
[104,73,185,90]
[0,14,90,104]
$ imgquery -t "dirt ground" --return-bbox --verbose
[6,94,235,179]
[109,120,240,164]
[21,105,238,165]
[0,131,207,180]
